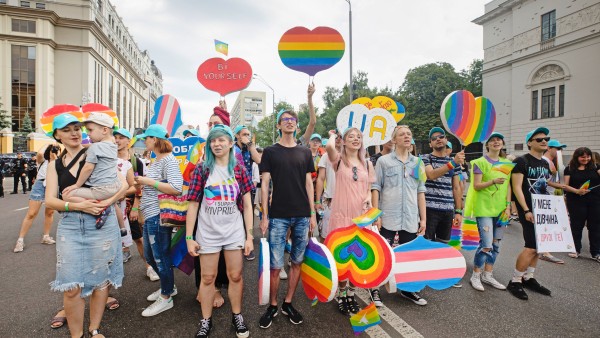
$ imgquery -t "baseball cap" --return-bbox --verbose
[137,124,169,140]
[548,139,567,149]
[50,113,81,136]
[446,141,453,149]
[310,133,322,141]
[113,128,132,139]
[183,129,199,137]
[83,112,115,128]
[233,125,248,136]
[485,132,505,144]
[525,127,550,143]
[210,124,234,139]
[429,127,445,139]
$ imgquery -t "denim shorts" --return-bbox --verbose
[198,240,245,254]
[268,217,309,269]
[29,180,45,201]
[50,207,123,298]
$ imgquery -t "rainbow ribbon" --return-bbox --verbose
[580,180,591,190]
[350,303,381,335]
[491,162,516,176]
[352,208,382,227]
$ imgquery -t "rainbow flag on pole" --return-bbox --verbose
[491,162,516,176]
[410,158,427,182]
[350,303,381,335]
[214,39,228,56]
[352,208,382,227]
[580,180,591,190]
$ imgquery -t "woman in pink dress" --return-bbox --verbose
[325,127,375,316]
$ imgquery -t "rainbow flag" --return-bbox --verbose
[352,208,382,227]
[128,135,138,149]
[580,180,591,190]
[170,227,194,275]
[497,211,510,227]
[491,162,516,176]
[410,158,427,182]
[350,303,381,335]
[187,140,205,165]
[214,39,228,56]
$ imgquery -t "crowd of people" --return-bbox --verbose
[5,84,600,338]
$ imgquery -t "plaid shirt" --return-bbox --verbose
[187,162,254,212]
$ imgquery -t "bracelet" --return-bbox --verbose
[454,209,463,215]
[131,207,139,211]
[64,202,69,212]
[446,160,457,170]
[506,202,511,206]
[315,201,321,205]
[185,235,194,240]
[153,181,159,189]
[311,211,316,215]
[524,210,531,214]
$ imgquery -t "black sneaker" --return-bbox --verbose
[281,302,303,325]
[259,305,278,329]
[507,281,529,300]
[400,291,427,306]
[245,250,256,261]
[232,313,249,338]
[522,278,551,296]
[370,289,383,307]
[337,296,349,316]
[195,318,212,338]
[346,295,361,314]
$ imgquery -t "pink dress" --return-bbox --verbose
[327,155,375,233]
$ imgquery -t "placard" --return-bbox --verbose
[336,104,396,148]
[532,194,576,253]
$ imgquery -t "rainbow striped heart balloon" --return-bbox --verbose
[278,26,345,76]
[301,238,338,303]
[440,90,496,145]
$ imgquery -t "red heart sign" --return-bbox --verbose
[196,57,253,96]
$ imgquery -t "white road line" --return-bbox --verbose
[356,288,424,338]
[14,207,29,211]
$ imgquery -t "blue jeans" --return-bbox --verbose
[474,217,504,269]
[143,215,174,296]
[268,217,309,269]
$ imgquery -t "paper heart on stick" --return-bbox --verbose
[440,90,496,145]
[197,57,252,96]
[40,104,83,137]
[301,238,338,303]
[352,96,406,123]
[336,104,396,148]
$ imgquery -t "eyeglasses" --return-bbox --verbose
[430,135,446,141]
[352,166,358,181]
[532,137,550,143]
[280,117,297,124]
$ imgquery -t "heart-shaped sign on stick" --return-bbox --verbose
[278,26,345,76]
[151,95,183,137]
[197,57,252,96]
[353,96,406,123]
[40,104,83,137]
[440,90,496,145]
[336,104,396,148]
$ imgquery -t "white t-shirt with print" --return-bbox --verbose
[318,152,336,199]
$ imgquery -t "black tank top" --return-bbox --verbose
[55,149,87,200]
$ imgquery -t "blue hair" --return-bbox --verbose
[203,126,236,175]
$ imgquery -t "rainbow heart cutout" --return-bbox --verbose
[440,90,496,145]
[197,57,252,96]
[352,96,406,123]
[301,238,338,303]
[278,26,345,76]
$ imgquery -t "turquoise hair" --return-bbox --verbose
[203,125,236,175]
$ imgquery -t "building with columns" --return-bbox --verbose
[473,0,600,155]
[0,0,163,134]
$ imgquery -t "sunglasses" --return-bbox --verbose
[430,135,446,141]
[280,117,297,124]
[532,137,550,143]
[352,166,358,181]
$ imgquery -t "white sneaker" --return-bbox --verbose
[279,269,288,280]
[41,235,56,245]
[470,274,484,291]
[14,239,24,253]
[146,266,160,282]
[481,272,506,290]
[141,296,173,317]
[146,286,178,302]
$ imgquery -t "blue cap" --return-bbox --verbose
[183,129,199,137]
[310,133,322,141]
[548,139,567,149]
[446,141,453,149]
[525,127,550,143]
[113,128,132,139]
[137,124,169,140]
[429,127,445,139]
[233,125,248,136]
[276,109,297,138]
[210,124,234,139]
[485,132,504,144]
[50,113,81,137]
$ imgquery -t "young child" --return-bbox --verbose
[63,112,123,229]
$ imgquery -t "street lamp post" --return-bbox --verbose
[252,73,276,144]
[345,0,353,104]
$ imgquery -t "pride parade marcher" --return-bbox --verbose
[563,147,600,261]
[316,129,343,239]
[372,125,427,306]
[259,109,316,328]
[325,127,375,314]
[295,83,317,146]
[135,124,183,317]
[185,124,254,338]
[508,127,561,300]
[464,132,511,291]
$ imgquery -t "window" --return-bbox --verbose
[108,74,114,109]
[541,87,555,119]
[559,85,565,117]
[11,45,36,131]
[35,3,45,9]
[531,90,538,120]
[12,19,36,33]
[541,10,556,41]
[20,1,30,7]
[515,144,524,151]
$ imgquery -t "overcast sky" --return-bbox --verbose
[111,0,486,133]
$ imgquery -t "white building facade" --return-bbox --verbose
[230,90,266,131]
[0,0,163,133]
[473,0,600,154]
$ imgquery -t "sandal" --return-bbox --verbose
[539,254,564,264]
[89,328,105,337]
[568,252,579,258]
[105,298,120,311]
[50,315,66,329]
[337,296,349,316]
[345,295,361,314]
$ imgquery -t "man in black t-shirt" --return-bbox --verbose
[27,154,37,191]
[11,153,27,194]
[259,110,316,329]
[508,127,561,301]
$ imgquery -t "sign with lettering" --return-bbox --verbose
[169,136,203,174]
[196,57,252,96]
[352,96,405,123]
[336,104,396,148]
[532,194,575,252]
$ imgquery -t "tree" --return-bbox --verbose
[460,59,483,97]
[0,99,11,130]
[21,113,34,134]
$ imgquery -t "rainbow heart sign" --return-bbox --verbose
[168,136,203,174]
[336,104,396,148]
[278,26,345,76]
[352,96,406,123]
[197,57,252,96]
[81,103,119,128]
[324,224,393,288]
[40,104,83,137]
[301,238,338,303]
[440,90,496,145]
[386,236,466,293]
[258,238,270,305]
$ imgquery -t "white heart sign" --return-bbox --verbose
[336,104,396,148]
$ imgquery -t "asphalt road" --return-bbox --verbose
[1,188,599,337]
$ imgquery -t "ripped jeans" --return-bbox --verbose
[474,217,504,269]
[143,215,174,296]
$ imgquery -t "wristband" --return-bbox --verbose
[131,207,139,211]
[506,202,511,206]
[524,210,531,214]
[153,181,159,189]
[64,202,69,212]
[311,211,316,215]
[315,201,321,205]
[454,209,463,215]
[446,160,457,170]
[185,235,194,240]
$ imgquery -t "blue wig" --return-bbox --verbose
[203,125,236,175]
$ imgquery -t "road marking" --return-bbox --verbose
[356,288,424,338]
[14,207,29,211]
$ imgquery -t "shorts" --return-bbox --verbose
[29,180,45,201]
[425,208,454,243]
[380,227,417,247]
[198,240,245,254]
[129,219,143,240]
[518,210,537,250]
[268,217,309,269]
[71,181,122,201]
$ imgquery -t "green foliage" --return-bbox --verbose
[21,113,34,133]
[460,59,483,97]
[254,101,293,147]
[0,99,12,130]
